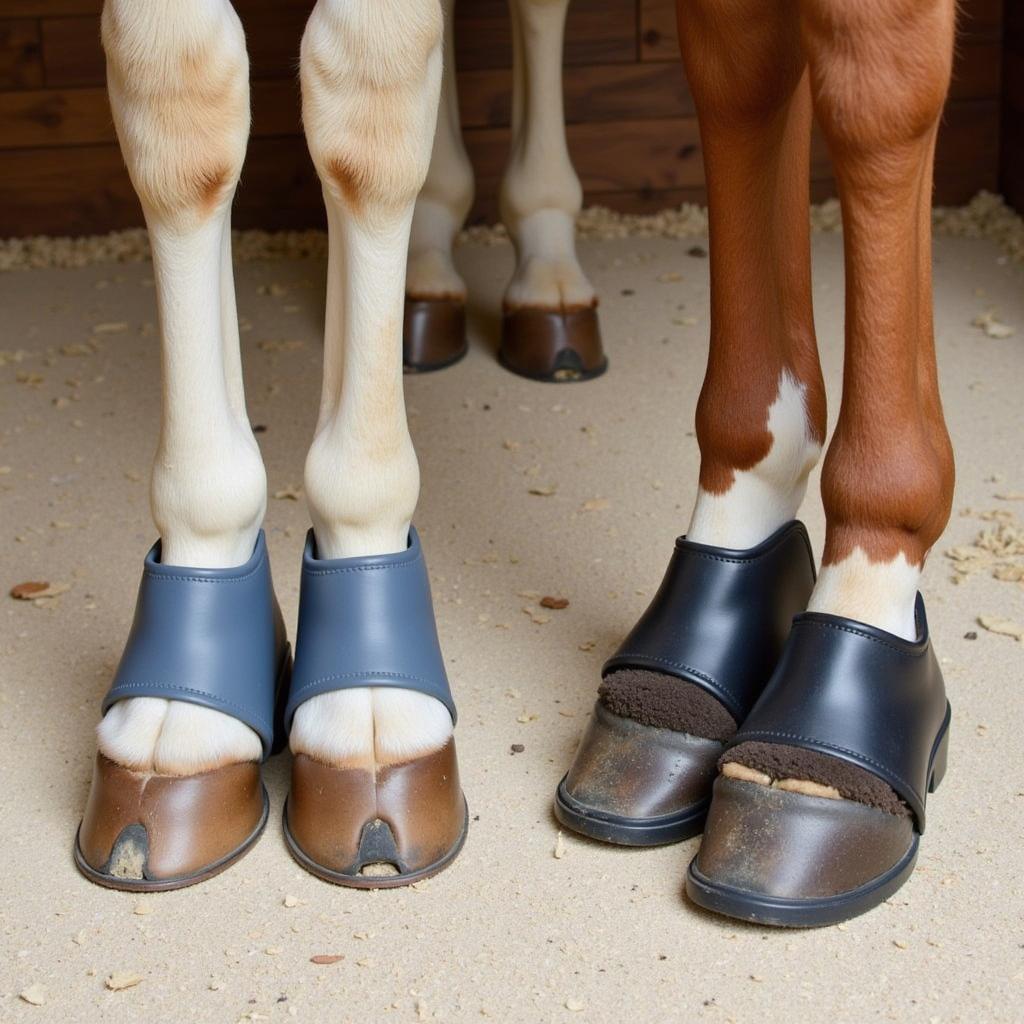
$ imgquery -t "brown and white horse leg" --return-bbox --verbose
[679,2,825,553]
[723,0,956,801]
[96,0,266,774]
[406,0,474,306]
[599,0,823,742]
[498,0,604,379]
[290,0,453,780]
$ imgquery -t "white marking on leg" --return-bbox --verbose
[808,548,921,640]
[687,368,822,549]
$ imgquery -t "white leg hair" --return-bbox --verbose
[406,0,474,302]
[95,0,264,775]
[499,0,595,312]
[808,550,921,640]
[687,369,822,550]
[290,0,453,768]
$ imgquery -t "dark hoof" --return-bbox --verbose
[499,305,607,382]
[554,703,719,846]
[403,298,468,373]
[284,739,467,888]
[685,777,918,927]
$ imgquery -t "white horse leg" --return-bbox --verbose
[406,0,474,304]
[291,0,453,770]
[96,0,265,776]
[500,0,594,313]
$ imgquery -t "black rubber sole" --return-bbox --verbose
[73,786,270,893]
[282,795,469,889]
[685,835,920,928]
[497,350,608,384]
[554,775,708,846]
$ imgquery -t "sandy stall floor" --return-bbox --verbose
[1,227,1023,1023]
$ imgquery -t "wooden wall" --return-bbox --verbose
[0,0,1009,237]
[1002,0,1024,210]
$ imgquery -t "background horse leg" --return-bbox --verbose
[498,0,604,379]
[404,0,476,369]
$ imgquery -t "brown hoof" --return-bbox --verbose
[499,305,607,382]
[685,777,917,927]
[284,739,467,888]
[74,754,267,892]
[403,298,468,373]
[554,703,720,845]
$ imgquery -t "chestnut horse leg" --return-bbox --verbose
[803,0,956,638]
[724,0,956,801]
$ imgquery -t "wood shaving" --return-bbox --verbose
[565,999,585,1012]
[944,511,1024,585]
[528,484,557,496]
[19,984,47,1006]
[10,581,71,600]
[977,616,1024,641]
[272,487,303,501]
[581,498,609,512]
[554,831,566,859]
[971,311,1015,339]
[60,342,96,357]
[105,972,143,991]
[540,596,569,609]
[282,895,303,908]
[310,955,344,965]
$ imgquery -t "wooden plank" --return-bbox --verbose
[39,15,99,87]
[639,0,678,62]
[0,18,43,89]
[458,59,693,127]
[4,1,97,16]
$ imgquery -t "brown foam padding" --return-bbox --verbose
[721,741,911,817]
[599,668,737,742]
